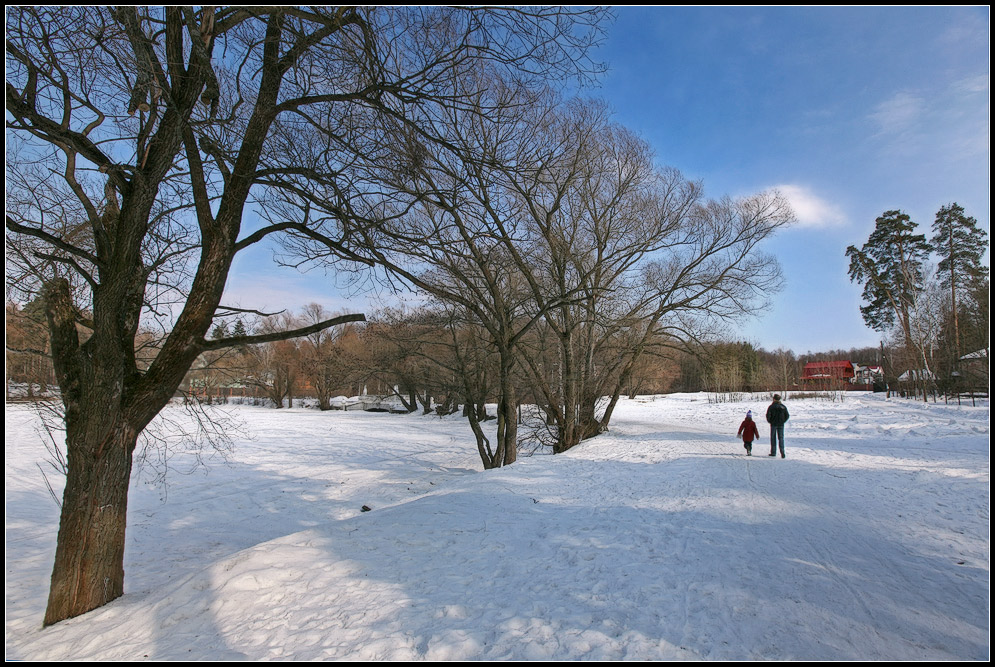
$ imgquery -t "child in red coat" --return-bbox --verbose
[737,410,760,456]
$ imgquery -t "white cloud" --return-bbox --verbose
[771,184,848,230]
[868,91,926,142]
[867,77,989,161]
[950,73,989,96]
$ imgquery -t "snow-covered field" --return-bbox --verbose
[5,392,990,660]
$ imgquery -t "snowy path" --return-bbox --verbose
[5,394,989,660]
[554,415,988,660]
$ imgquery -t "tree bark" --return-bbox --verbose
[496,352,518,466]
[44,414,137,625]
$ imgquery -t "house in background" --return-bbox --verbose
[958,349,989,395]
[896,368,938,400]
[897,369,936,383]
[801,360,882,391]
[801,360,855,388]
[853,364,884,388]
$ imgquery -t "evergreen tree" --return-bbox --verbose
[210,322,229,340]
[930,203,989,357]
[846,210,932,349]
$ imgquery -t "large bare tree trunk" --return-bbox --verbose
[44,419,137,625]
[42,276,152,624]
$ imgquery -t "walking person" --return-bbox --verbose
[766,394,789,458]
[737,410,760,456]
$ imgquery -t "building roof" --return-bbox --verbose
[898,369,936,381]
[803,361,854,369]
[801,360,856,381]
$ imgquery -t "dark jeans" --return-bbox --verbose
[770,424,785,455]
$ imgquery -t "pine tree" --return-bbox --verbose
[210,322,229,340]
[846,210,932,349]
[930,203,989,358]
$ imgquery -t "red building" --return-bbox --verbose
[801,360,855,385]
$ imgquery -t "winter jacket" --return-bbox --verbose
[738,418,760,443]
[766,401,789,426]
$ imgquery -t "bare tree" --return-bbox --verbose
[505,105,791,451]
[905,271,948,402]
[6,6,608,624]
[295,303,360,410]
[240,313,305,408]
[311,91,790,456]
[286,84,565,467]
[500,104,698,451]
[769,348,799,397]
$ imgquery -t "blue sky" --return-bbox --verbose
[226,6,990,355]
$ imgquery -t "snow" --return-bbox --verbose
[5,392,990,660]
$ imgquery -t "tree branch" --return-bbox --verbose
[6,216,103,270]
[198,313,366,351]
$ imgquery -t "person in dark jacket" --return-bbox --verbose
[737,410,760,456]
[766,394,789,458]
